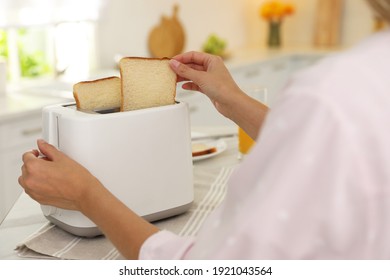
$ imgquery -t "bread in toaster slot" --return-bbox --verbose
[73,76,121,111]
[72,57,177,113]
[119,57,177,111]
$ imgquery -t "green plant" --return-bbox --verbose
[17,28,52,78]
[19,50,51,77]
[0,30,8,58]
[202,34,227,56]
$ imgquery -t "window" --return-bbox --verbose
[0,23,97,83]
[0,0,105,84]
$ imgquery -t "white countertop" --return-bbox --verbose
[0,92,72,123]
[224,44,339,69]
[0,193,47,259]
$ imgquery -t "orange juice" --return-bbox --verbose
[238,127,255,155]
[237,86,267,157]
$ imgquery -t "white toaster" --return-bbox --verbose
[41,102,194,237]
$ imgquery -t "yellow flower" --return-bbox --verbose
[283,3,295,16]
[259,0,295,21]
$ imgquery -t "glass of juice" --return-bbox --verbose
[238,86,268,159]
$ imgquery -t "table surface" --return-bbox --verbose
[0,125,240,260]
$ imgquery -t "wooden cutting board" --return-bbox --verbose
[313,0,344,47]
[148,5,185,58]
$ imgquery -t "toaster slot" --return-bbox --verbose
[94,107,120,114]
[62,103,77,108]
[66,104,120,114]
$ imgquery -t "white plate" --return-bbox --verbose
[191,132,227,161]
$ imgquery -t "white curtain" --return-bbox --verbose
[0,0,107,27]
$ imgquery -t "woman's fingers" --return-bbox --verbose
[181,82,200,92]
[172,51,213,67]
[37,139,61,162]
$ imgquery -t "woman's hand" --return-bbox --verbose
[19,139,103,211]
[169,51,269,140]
[19,139,159,259]
[169,51,244,120]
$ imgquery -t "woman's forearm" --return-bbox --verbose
[80,180,159,259]
[228,91,269,140]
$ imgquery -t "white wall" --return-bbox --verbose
[96,0,376,69]
[342,0,374,46]
[96,0,251,68]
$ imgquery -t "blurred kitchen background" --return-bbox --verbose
[0,0,388,222]
[0,0,384,118]
[0,0,380,84]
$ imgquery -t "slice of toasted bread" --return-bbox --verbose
[192,143,217,157]
[73,76,121,110]
[119,57,177,111]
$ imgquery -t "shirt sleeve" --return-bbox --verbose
[139,230,195,259]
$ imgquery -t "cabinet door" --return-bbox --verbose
[0,116,42,149]
[0,154,6,223]
[0,148,25,223]
[231,58,291,107]
[176,90,234,127]
[0,113,42,223]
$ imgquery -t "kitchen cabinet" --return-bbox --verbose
[177,91,235,127]
[230,54,324,106]
[0,112,42,223]
[0,91,70,224]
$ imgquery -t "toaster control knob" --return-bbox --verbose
[41,205,57,216]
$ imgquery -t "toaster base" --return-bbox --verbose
[45,201,193,237]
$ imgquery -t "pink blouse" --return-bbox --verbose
[140,29,390,259]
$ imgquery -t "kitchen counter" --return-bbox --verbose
[224,44,340,69]
[0,193,46,260]
[0,92,72,123]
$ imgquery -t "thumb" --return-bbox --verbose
[37,139,61,161]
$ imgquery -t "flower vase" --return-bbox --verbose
[267,21,282,48]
